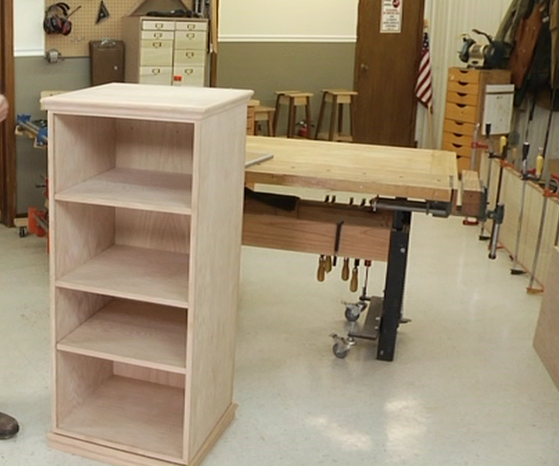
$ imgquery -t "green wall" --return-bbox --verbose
[14,42,355,214]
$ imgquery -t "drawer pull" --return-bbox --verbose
[152,42,162,48]
[155,23,164,29]
[186,52,194,58]
[458,81,468,86]
[452,143,463,149]
[187,33,195,39]
[457,92,466,97]
[187,24,195,30]
[154,32,162,38]
[151,68,161,75]
[185,69,194,75]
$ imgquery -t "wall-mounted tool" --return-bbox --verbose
[43,3,82,36]
[317,255,326,282]
[96,0,109,24]
[511,142,530,275]
[341,258,350,281]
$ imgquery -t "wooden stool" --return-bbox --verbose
[254,105,275,136]
[273,90,313,138]
[315,89,358,142]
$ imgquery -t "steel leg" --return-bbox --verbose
[377,210,411,362]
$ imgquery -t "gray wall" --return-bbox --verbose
[14,42,355,214]
[15,57,90,215]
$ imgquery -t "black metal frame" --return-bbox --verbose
[376,210,412,361]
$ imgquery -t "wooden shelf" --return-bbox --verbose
[58,300,187,374]
[56,245,189,308]
[55,168,193,214]
[57,375,184,463]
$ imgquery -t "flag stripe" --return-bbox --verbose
[416,31,433,108]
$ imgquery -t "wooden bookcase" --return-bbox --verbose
[43,83,253,466]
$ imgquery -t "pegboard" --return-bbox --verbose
[44,0,194,57]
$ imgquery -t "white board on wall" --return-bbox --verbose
[14,0,45,57]
[219,0,359,42]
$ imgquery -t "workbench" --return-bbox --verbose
[243,136,471,361]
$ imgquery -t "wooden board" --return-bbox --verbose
[534,247,559,391]
[57,299,187,373]
[245,136,458,202]
[56,245,190,308]
[56,375,185,463]
[56,168,193,214]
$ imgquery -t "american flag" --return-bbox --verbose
[415,31,433,108]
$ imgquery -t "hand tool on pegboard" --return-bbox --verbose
[350,259,360,292]
[511,142,530,275]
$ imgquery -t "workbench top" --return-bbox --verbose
[246,137,458,202]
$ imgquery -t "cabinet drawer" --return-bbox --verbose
[173,49,206,66]
[140,40,173,66]
[442,139,472,158]
[445,102,477,124]
[172,67,205,87]
[142,20,174,31]
[443,131,473,149]
[447,80,480,96]
[446,91,479,106]
[175,21,208,32]
[174,31,207,50]
[449,67,480,84]
[139,67,172,85]
[141,30,174,41]
[443,119,476,136]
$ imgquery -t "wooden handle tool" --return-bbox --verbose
[350,259,360,292]
[317,255,326,282]
[325,255,333,273]
[341,258,350,281]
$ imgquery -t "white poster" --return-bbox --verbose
[381,0,403,34]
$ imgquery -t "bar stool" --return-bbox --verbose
[254,105,275,136]
[315,89,358,142]
[273,90,313,138]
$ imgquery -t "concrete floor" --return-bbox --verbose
[1,214,558,465]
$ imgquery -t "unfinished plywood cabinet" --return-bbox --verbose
[43,83,252,466]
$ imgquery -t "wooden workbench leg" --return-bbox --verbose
[273,94,282,136]
[377,210,411,362]
[315,92,326,139]
[287,99,295,138]
[305,96,313,139]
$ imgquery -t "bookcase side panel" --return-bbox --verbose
[185,103,248,461]
[51,115,116,193]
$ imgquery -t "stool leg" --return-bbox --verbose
[273,95,282,136]
[267,111,274,137]
[329,96,338,141]
[287,98,295,138]
[315,93,326,140]
[338,103,344,140]
[305,96,312,140]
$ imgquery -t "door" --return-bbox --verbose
[0,0,15,226]
[354,0,425,147]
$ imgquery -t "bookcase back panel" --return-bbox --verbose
[52,115,116,193]
[116,209,191,254]
[116,119,194,175]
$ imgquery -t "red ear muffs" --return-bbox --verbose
[43,2,73,35]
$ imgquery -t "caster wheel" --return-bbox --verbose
[333,342,350,359]
[345,306,361,322]
[18,227,27,238]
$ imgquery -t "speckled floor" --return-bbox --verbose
[1,213,557,466]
